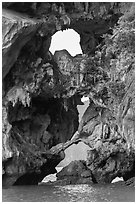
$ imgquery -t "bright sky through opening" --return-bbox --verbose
[49,29,89,103]
[49,29,82,56]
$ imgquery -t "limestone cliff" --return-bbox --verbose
[2,2,135,186]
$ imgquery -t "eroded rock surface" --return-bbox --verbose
[2,9,40,79]
[2,2,135,186]
[56,160,93,185]
[78,73,135,183]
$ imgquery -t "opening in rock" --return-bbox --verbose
[78,96,89,122]
[57,97,90,167]
[111,177,124,183]
[41,96,90,183]
[49,29,82,56]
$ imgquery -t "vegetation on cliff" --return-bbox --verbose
[81,2,135,137]
[77,4,135,183]
[2,2,135,186]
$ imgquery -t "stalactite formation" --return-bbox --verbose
[2,2,135,186]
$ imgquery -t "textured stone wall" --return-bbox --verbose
[2,2,135,186]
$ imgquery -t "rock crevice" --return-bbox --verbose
[2,2,135,186]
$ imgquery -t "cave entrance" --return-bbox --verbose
[41,30,90,181]
[58,96,90,167]
[49,28,90,166]
[49,29,82,56]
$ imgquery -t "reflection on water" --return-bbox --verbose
[3,182,135,202]
[3,167,134,202]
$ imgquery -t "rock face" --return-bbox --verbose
[56,160,93,185]
[2,2,135,186]
[2,8,81,185]
[78,74,135,183]
[2,9,41,79]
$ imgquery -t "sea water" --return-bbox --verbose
[2,182,135,202]
[2,168,135,202]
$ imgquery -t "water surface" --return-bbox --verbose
[3,182,135,202]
